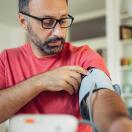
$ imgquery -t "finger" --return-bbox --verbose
[69,66,87,75]
[69,72,82,89]
[63,81,74,95]
[66,77,79,93]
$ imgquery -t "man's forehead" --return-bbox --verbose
[29,0,68,11]
[28,0,68,17]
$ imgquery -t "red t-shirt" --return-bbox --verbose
[0,42,109,131]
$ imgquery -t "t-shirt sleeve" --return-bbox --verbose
[0,52,6,89]
[79,45,110,77]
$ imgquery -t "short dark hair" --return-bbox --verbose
[19,0,68,13]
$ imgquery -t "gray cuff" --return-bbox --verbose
[79,68,114,105]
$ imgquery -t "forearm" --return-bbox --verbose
[0,65,86,123]
[109,117,132,132]
[86,89,129,132]
[0,76,43,123]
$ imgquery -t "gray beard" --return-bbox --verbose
[40,44,64,55]
[27,23,65,55]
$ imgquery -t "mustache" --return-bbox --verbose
[46,37,65,44]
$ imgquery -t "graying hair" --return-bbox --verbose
[19,0,68,13]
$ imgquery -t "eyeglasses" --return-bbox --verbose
[20,11,74,29]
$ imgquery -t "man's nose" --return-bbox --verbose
[52,23,62,36]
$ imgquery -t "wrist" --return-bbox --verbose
[31,75,47,93]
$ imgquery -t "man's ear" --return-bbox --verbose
[18,13,28,31]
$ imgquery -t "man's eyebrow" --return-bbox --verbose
[41,14,69,18]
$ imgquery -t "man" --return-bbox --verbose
[0,0,131,131]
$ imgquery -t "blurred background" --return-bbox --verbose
[0,0,132,131]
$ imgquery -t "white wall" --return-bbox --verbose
[0,0,19,27]
[0,23,26,132]
[0,23,26,51]
[0,123,7,132]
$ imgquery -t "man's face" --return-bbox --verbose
[26,0,68,55]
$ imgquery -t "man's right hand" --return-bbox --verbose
[35,66,87,95]
[0,66,87,123]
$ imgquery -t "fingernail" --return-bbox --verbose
[86,71,90,75]
[84,70,88,75]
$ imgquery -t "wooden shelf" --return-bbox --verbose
[72,37,106,50]
[122,93,132,98]
[120,39,132,45]
[74,9,105,23]
[121,13,132,20]
[121,65,132,71]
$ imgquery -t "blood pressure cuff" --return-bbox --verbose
[79,68,119,120]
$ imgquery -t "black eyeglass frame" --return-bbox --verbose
[19,11,74,29]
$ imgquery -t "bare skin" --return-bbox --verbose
[109,117,132,132]
[86,89,130,132]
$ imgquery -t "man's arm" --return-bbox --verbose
[109,117,132,132]
[0,66,87,123]
[86,89,129,132]
[0,77,42,123]
[79,68,131,132]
